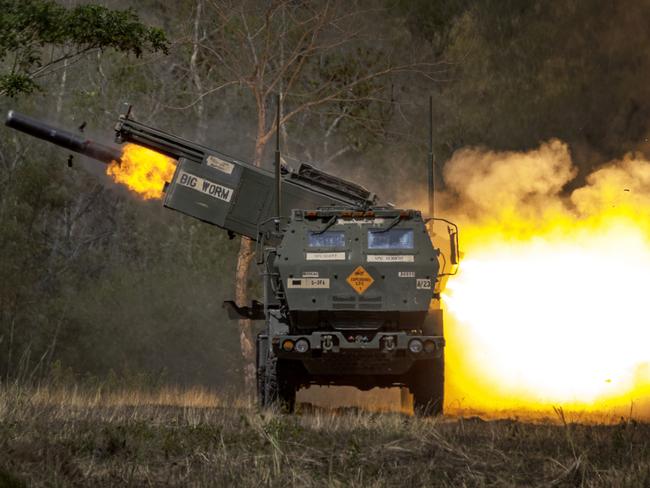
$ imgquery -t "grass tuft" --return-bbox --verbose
[0,385,648,486]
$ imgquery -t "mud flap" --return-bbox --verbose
[422,309,444,336]
[223,300,265,320]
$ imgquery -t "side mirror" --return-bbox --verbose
[449,227,459,265]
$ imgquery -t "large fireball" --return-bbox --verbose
[435,140,650,417]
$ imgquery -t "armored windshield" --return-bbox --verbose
[368,229,414,249]
[308,231,346,248]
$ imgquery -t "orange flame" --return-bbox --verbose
[106,144,176,199]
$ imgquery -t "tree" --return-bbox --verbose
[0,0,168,96]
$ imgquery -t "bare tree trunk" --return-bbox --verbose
[235,237,256,393]
[236,104,268,394]
[55,59,68,117]
[190,0,207,141]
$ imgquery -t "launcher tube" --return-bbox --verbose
[5,110,122,164]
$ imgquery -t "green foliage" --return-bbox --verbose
[398,0,650,170]
[0,73,40,97]
[0,468,26,488]
[0,0,168,96]
[59,4,168,55]
[392,0,472,51]
[0,148,242,386]
[56,201,242,387]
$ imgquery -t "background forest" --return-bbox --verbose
[2,0,650,391]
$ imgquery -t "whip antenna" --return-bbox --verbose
[428,95,435,220]
[275,93,282,221]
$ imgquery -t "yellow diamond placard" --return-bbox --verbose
[347,265,374,295]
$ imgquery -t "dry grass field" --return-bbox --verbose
[0,386,648,487]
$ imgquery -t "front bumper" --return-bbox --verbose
[273,331,444,376]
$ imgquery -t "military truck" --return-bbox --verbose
[5,104,458,415]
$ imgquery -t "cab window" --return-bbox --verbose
[308,231,345,248]
[368,229,414,249]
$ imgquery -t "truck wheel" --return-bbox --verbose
[256,364,266,408]
[409,354,444,416]
[256,334,268,408]
[262,357,296,413]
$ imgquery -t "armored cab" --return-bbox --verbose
[256,207,446,414]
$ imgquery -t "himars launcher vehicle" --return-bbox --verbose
[5,99,458,415]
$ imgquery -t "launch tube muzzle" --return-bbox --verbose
[5,110,122,164]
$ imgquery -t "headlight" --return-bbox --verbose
[408,339,423,353]
[424,340,436,353]
[282,339,295,352]
[295,339,310,353]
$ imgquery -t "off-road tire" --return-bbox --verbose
[262,357,296,412]
[256,334,268,408]
[256,363,266,408]
[409,353,444,416]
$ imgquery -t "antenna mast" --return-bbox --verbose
[275,93,282,220]
[428,95,435,220]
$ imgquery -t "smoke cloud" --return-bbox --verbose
[443,140,575,219]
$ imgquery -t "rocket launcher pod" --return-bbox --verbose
[5,108,380,241]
